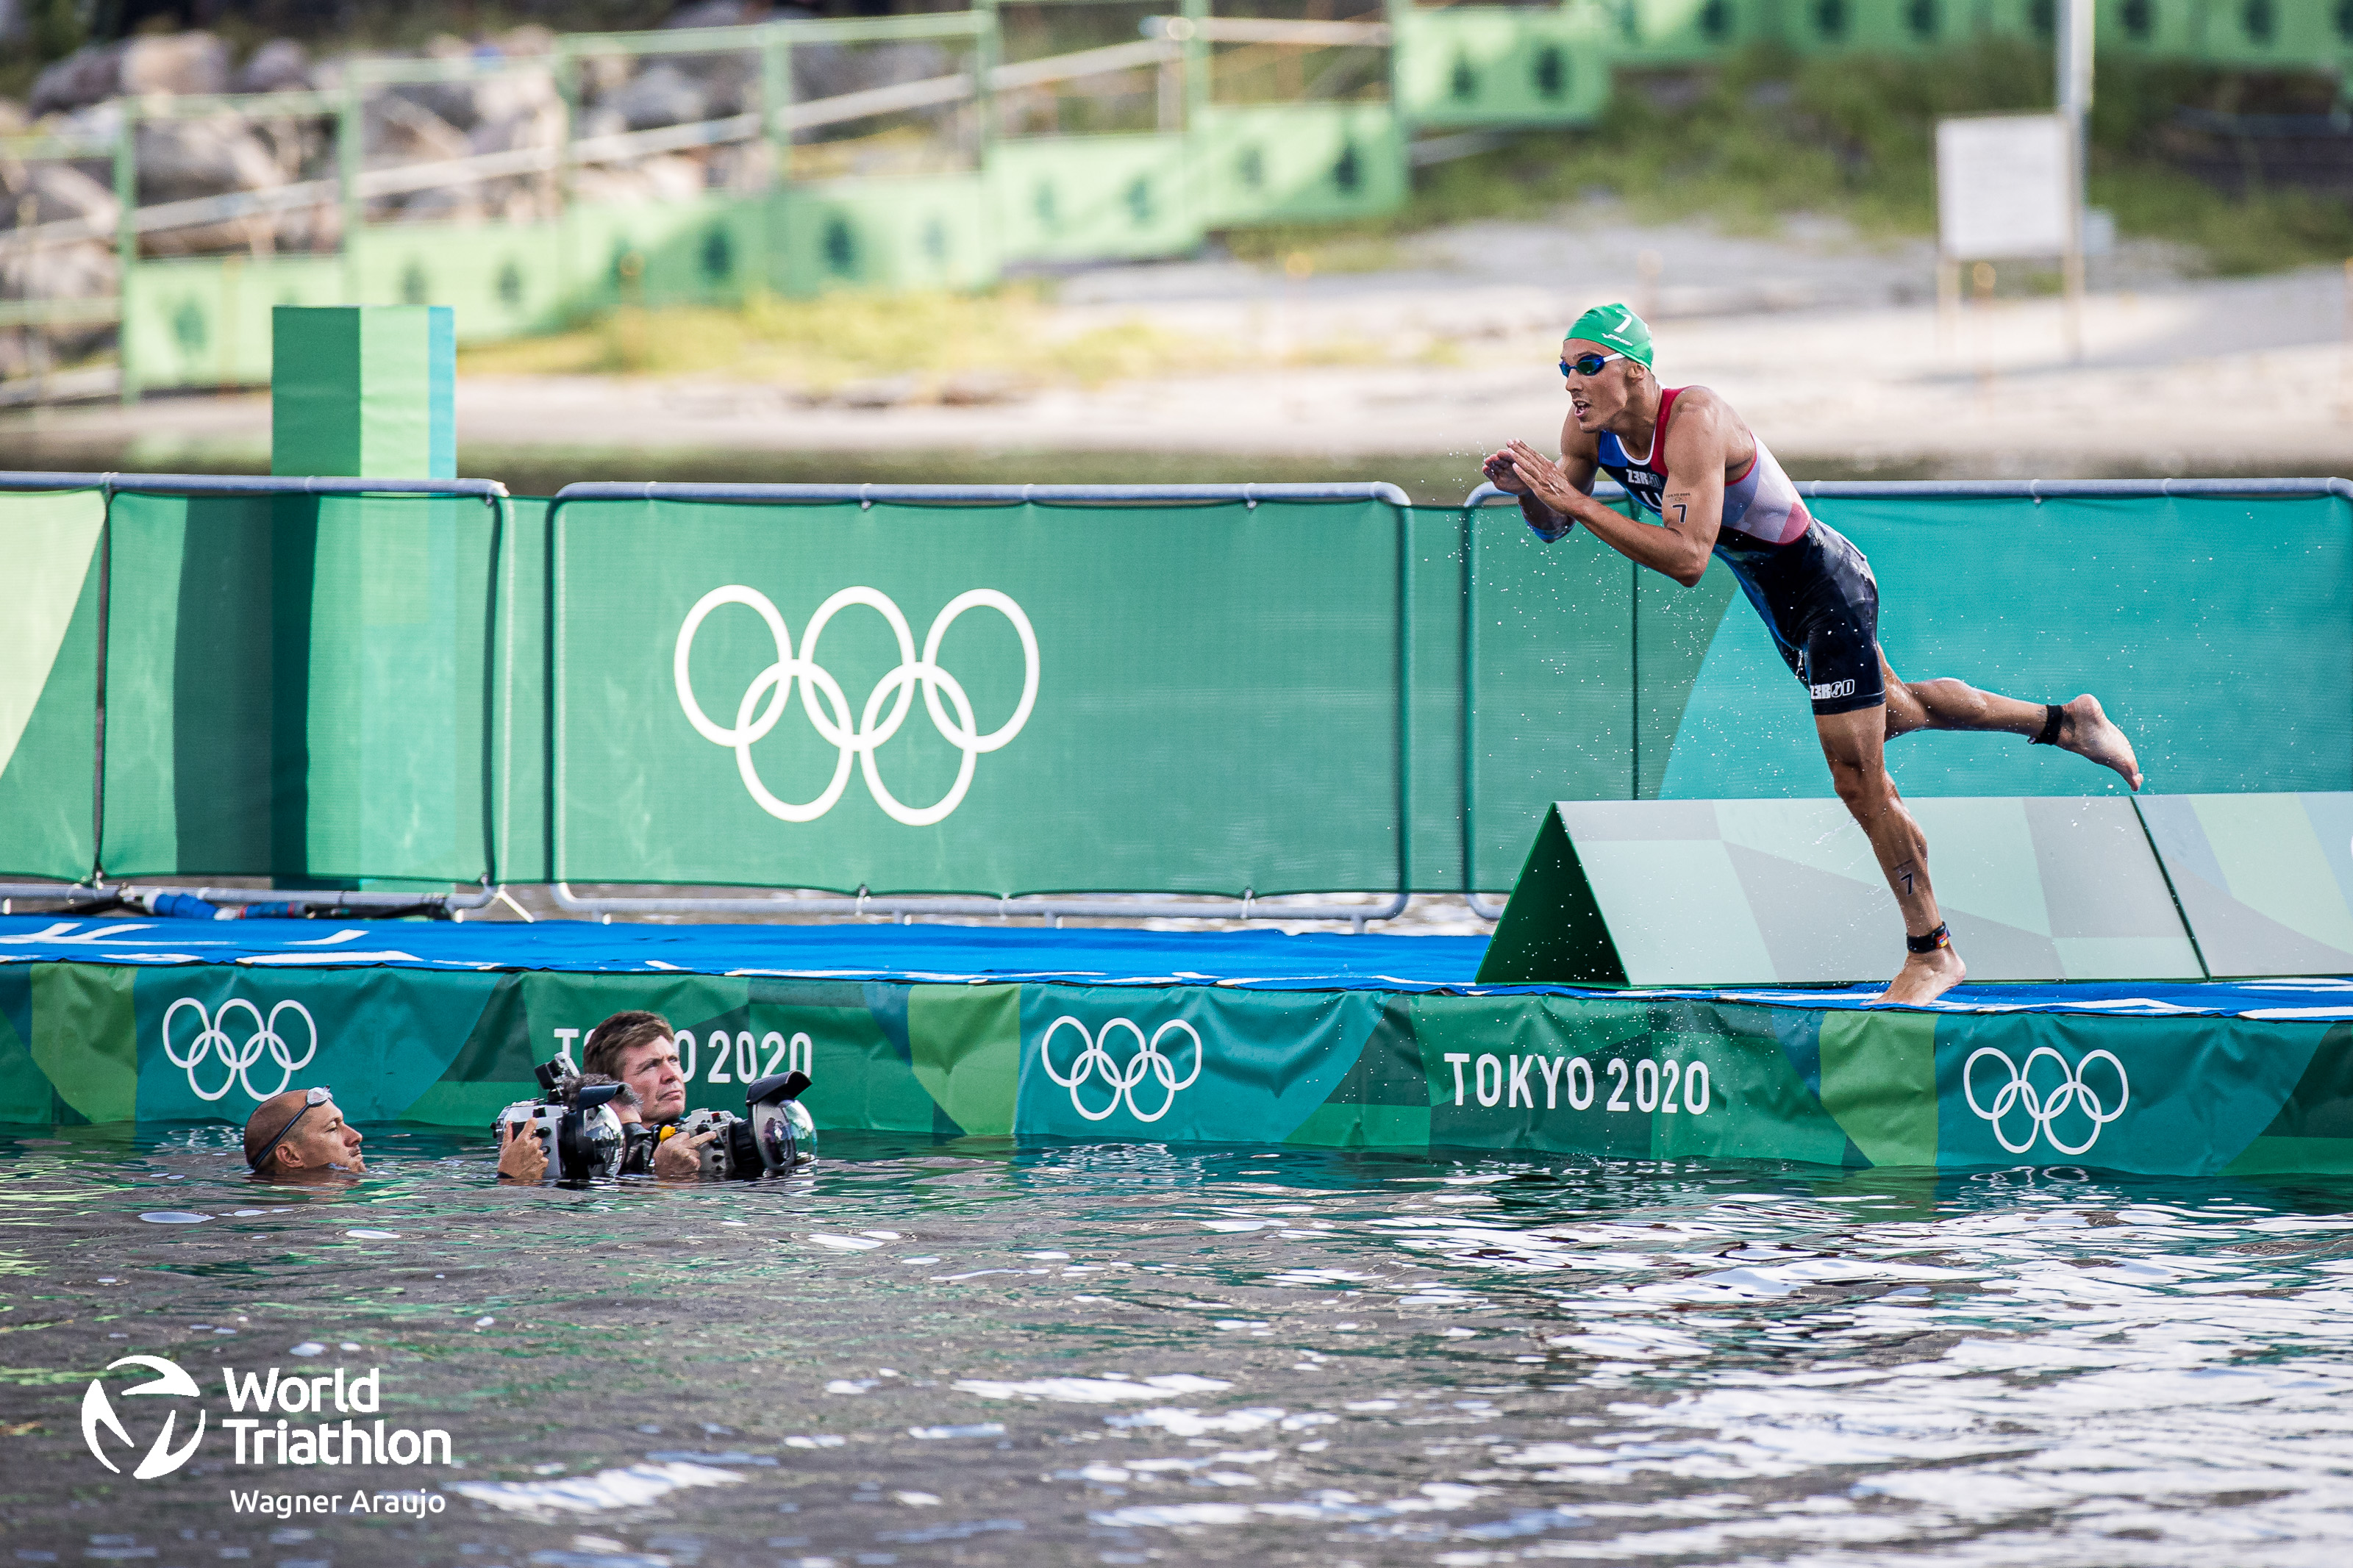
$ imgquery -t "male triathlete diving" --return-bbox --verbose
[1482,304,2143,1004]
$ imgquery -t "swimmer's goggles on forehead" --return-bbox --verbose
[248,1085,333,1171]
[1560,351,1629,377]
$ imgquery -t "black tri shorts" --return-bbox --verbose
[1714,520,1885,717]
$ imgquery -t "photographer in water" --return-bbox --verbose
[495,1010,813,1184]
[495,1072,640,1184]
[581,1011,711,1173]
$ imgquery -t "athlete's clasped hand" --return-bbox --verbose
[1482,441,1582,539]
[1477,442,1590,545]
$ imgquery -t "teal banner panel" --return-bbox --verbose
[492,497,554,885]
[1392,7,1615,126]
[100,490,501,883]
[986,135,1202,265]
[0,488,104,880]
[1015,984,1383,1143]
[11,958,2348,1178]
[550,496,1410,895]
[1653,493,2353,798]
[1190,104,1407,229]
[2138,792,2353,976]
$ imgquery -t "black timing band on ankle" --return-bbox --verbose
[1905,923,1951,956]
[2030,704,2063,745]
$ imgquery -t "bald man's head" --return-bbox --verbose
[242,1089,365,1178]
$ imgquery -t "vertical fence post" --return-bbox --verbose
[1461,496,1480,901]
[760,27,793,296]
[1183,0,1211,124]
[554,42,579,318]
[1385,0,1405,123]
[1397,497,1415,918]
[90,481,113,883]
[976,0,1001,146]
[337,71,363,305]
[112,105,136,404]
[762,31,794,179]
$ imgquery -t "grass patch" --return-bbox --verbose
[459,284,1410,388]
[1227,40,2353,277]
[461,286,1232,389]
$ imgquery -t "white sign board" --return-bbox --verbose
[1937,113,2073,261]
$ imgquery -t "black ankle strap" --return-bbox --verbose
[1906,923,1951,955]
[2030,704,2063,745]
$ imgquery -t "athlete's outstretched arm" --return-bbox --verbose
[1497,423,1722,587]
[1481,423,1600,540]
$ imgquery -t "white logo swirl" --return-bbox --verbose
[675,585,1040,826]
[1963,1045,2129,1156]
[162,997,319,1102]
[82,1356,206,1480]
[1039,1016,1204,1123]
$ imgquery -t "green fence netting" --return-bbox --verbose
[1460,490,2353,888]
[1,483,2346,895]
[547,495,1413,895]
[99,490,503,884]
[0,487,105,881]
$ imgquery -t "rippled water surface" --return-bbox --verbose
[4,1127,2352,1565]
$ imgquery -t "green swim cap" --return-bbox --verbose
[1565,303,1654,368]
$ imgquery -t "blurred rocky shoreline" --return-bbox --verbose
[1,4,956,383]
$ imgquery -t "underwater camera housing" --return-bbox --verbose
[494,1059,629,1184]
[669,1069,816,1178]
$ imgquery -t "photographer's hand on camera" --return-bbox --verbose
[496,1120,548,1184]
[651,1127,715,1180]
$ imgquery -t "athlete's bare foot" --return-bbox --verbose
[1879,944,1966,1006]
[2057,694,2142,791]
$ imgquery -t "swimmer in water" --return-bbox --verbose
[1483,304,2142,1005]
[244,1086,366,1179]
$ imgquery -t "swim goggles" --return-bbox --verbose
[249,1086,334,1172]
[1560,351,1627,376]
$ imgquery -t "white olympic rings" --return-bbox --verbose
[674,585,1040,827]
[161,997,319,1103]
[1963,1045,2129,1156]
[1039,1016,1204,1123]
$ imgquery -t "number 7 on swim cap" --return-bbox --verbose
[1565,304,1654,368]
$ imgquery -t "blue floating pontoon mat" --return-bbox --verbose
[1,917,2348,1176]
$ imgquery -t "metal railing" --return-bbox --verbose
[543,481,1416,928]
[0,473,512,915]
[0,15,1318,259]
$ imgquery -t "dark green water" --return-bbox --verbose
[3,1125,2350,1565]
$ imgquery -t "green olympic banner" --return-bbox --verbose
[4,956,2350,1178]
[1,483,2346,895]
[98,490,502,884]
[0,488,104,881]
[549,495,1413,895]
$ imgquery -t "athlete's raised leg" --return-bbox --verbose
[1816,704,1967,1005]
[1877,652,2142,790]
